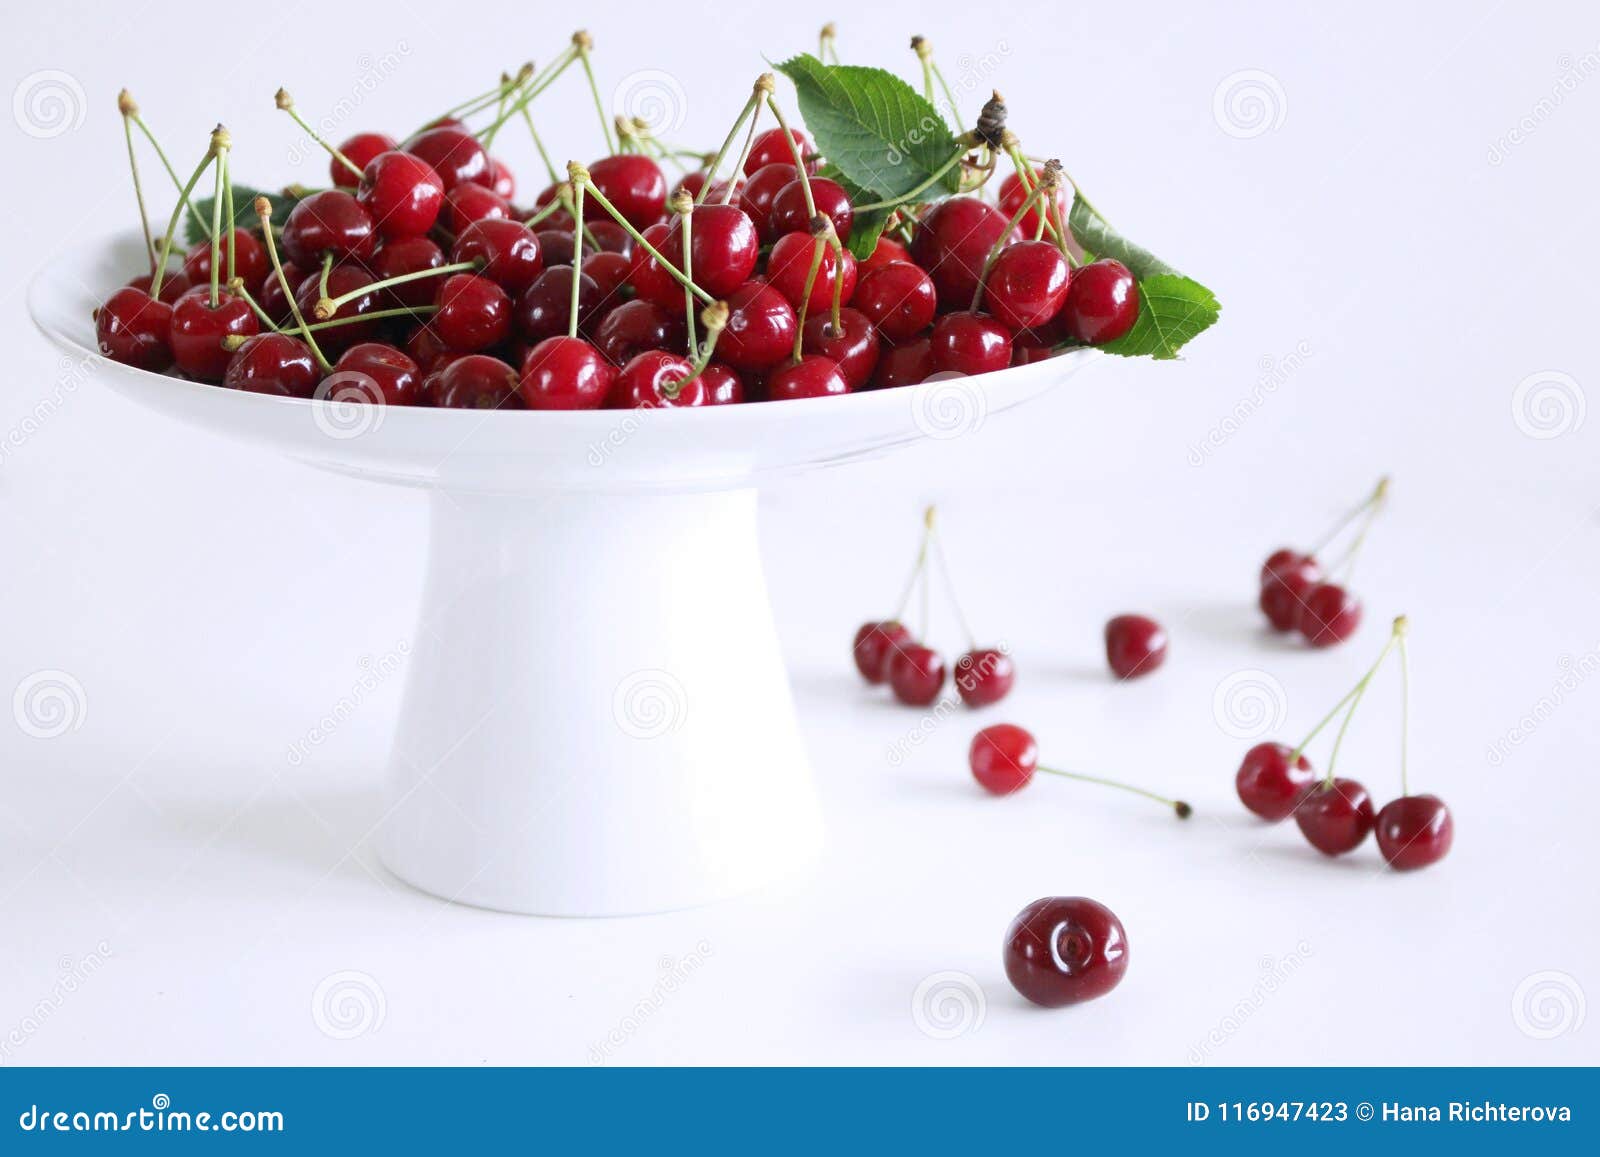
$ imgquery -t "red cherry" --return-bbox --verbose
[738,163,798,242]
[223,332,318,397]
[335,342,421,405]
[968,723,1037,794]
[95,287,173,371]
[766,232,856,312]
[1011,333,1058,366]
[954,648,1016,707]
[1298,583,1362,647]
[297,266,380,355]
[1295,778,1376,856]
[801,308,879,388]
[356,151,444,240]
[852,620,912,684]
[872,337,935,389]
[769,177,853,241]
[432,273,511,352]
[743,127,814,175]
[370,237,445,308]
[767,354,849,401]
[486,157,515,200]
[1260,553,1323,632]
[662,203,758,298]
[983,240,1071,330]
[911,197,1010,307]
[168,287,258,382]
[607,350,713,409]
[593,299,686,368]
[405,126,490,191]
[534,229,575,268]
[997,171,1070,241]
[1104,615,1168,680]
[443,183,511,234]
[627,221,681,309]
[887,643,946,706]
[586,220,634,255]
[1004,897,1128,1008]
[333,132,398,188]
[1235,742,1316,821]
[586,154,667,230]
[717,282,798,372]
[514,266,602,344]
[699,363,745,405]
[1374,795,1453,870]
[256,264,302,324]
[1260,548,1305,585]
[928,311,1012,376]
[452,218,543,294]
[862,235,912,270]
[126,270,192,305]
[281,190,376,268]
[852,261,936,341]
[581,252,633,302]
[519,336,615,410]
[428,353,521,409]
[182,229,268,293]
[1059,259,1140,344]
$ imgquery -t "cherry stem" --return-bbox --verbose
[970,160,1060,313]
[576,173,713,304]
[119,93,157,272]
[663,301,728,399]
[223,150,236,284]
[1292,616,1407,776]
[568,168,587,339]
[128,111,212,239]
[518,104,560,186]
[764,96,816,220]
[1397,626,1412,796]
[913,37,937,104]
[476,46,578,142]
[318,253,335,307]
[521,194,570,229]
[421,65,530,141]
[256,195,331,372]
[850,144,971,212]
[791,236,827,363]
[276,91,362,179]
[229,279,281,333]
[320,260,479,316]
[1317,476,1391,581]
[1035,764,1192,819]
[574,36,616,154]
[699,83,764,205]
[930,529,976,651]
[302,305,433,332]
[151,143,216,299]
[890,506,936,621]
[819,24,839,64]
[675,195,698,352]
[1005,146,1068,249]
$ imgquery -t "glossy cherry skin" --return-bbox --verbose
[452,218,543,294]
[126,270,193,305]
[335,342,421,405]
[852,261,937,341]
[627,222,681,309]
[519,336,615,410]
[887,643,946,706]
[718,281,798,372]
[586,220,633,255]
[1298,583,1362,646]
[515,266,603,344]
[405,126,490,190]
[432,273,511,352]
[332,132,398,188]
[370,237,445,308]
[955,648,1016,707]
[1295,778,1376,856]
[862,235,912,270]
[769,176,854,241]
[428,353,522,409]
[929,312,1012,376]
[486,157,515,200]
[280,190,376,268]
[767,232,857,312]
[182,229,268,294]
[872,337,935,389]
[1004,897,1129,1008]
[530,182,576,231]
[984,240,1071,330]
[1235,742,1316,822]
[95,287,173,371]
[255,263,301,324]
[743,126,814,175]
[911,197,1011,308]
[356,150,444,239]
[1374,795,1454,870]
[997,171,1071,240]
[801,308,880,389]
[767,354,850,401]
[1060,259,1140,344]
[582,252,633,302]
[1104,615,1168,680]
[969,723,1037,794]
[1260,552,1323,632]
[535,229,576,268]
[699,363,745,405]
[297,265,381,355]
[661,203,758,298]
[738,162,800,243]
[607,350,715,409]
[443,183,512,233]
[852,620,913,684]
[168,287,259,382]
[1012,333,1058,366]
[223,332,318,397]
[592,299,685,368]
[586,154,667,230]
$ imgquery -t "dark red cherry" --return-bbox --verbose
[1298,583,1362,647]
[1260,553,1323,632]
[405,126,490,190]
[223,332,317,397]
[514,266,602,344]
[852,620,913,684]
[1235,742,1316,822]
[126,270,192,305]
[592,299,686,368]
[404,324,452,372]
[911,197,1010,307]
[968,723,1037,794]
[1104,615,1168,680]
[534,228,575,268]
[767,354,849,401]
[627,222,681,309]
[95,287,173,371]
[801,308,879,389]
[872,337,935,389]
[581,252,633,302]
[1060,259,1140,345]
[1011,332,1058,366]
[335,342,421,405]
[997,171,1070,241]
[717,281,798,372]
[954,648,1016,707]
[769,176,854,241]
[664,203,758,298]
[887,643,945,706]
[862,235,912,270]
[738,162,798,242]
[699,363,745,405]
[852,261,936,341]
[296,265,380,355]
[256,263,302,324]
[586,154,667,230]
[743,126,814,175]
[984,240,1071,331]
[432,273,511,352]
[1260,548,1305,585]
[1374,795,1453,870]
[280,190,376,268]
[443,182,512,234]
[607,350,711,409]
[452,218,543,294]
[357,150,445,239]
[370,237,445,308]
[168,286,258,382]
[486,157,515,200]
[767,232,857,312]
[182,229,268,293]
[530,182,576,231]
[427,353,521,409]
[333,131,398,188]
[519,335,615,410]
[586,219,633,255]
[1295,778,1376,856]
[1004,896,1128,1008]
[928,311,1012,376]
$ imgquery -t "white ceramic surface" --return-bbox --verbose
[29,233,1098,915]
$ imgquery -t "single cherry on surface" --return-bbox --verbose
[1298,583,1362,647]
[887,643,946,707]
[1004,897,1129,1008]
[1295,778,1376,856]
[852,620,913,684]
[968,723,1037,794]
[1235,742,1316,821]
[1104,615,1168,680]
[1260,552,1322,632]
[1374,794,1453,870]
[954,648,1015,707]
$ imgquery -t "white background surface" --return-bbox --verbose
[2,0,1597,1065]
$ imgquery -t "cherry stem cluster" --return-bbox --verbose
[1315,476,1391,583]
[255,195,331,372]
[1035,764,1192,818]
[1289,615,1412,788]
[889,506,978,650]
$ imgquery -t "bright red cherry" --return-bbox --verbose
[607,350,713,409]
[1060,259,1140,344]
[280,190,376,267]
[332,132,398,187]
[581,252,632,302]
[1012,333,1058,366]
[738,162,800,242]
[182,230,268,293]
[660,203,758,298]
[717,282,798,372]
[1298,583,1362,647]
[222,332,318,397]
[370,237,445,308]
[405,126,490,190]
[1295,778,1376,856]
[514,266,602,344]
[862,235,912,270]
[297,265,380,355]
[432,273,511,352]
[911,197,1010,307]
[1104,615,1168,680]
[586,154,667,230]
[852,620,912,684]
[801,308,879,388]
[983,240,1071,330]
[1235,742,1316,821]
[627,221,681,309]
[95,287,173,371]
[928,311,1012,376]
[443,182,512,233]
[954,648,1015,707]
[486,157,516,199]
[997,171,1070,240]
[586,220,633,255]
[452,219,543,294]
[530,182,576,231]
[357,150,445,238]
[1374,795,1453,870]
[699,363,744,405]
[428,353,521,409]
[168,287,259,382]
[519,335,615,410]
[872,337,935,389]
[1260,552,1322,632]
[743,126,814,175]
[1004,897,1128,1008]
[769,177,854,241]
[852,261,937,341]
[335,342,421,405]
[968,723,1037,794]
[887,643,946,706]
[126,270,192,304]
[593,299,686,368]
[766,232,856,312]
[767,354,849,401]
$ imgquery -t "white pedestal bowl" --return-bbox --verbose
[30,234,1098,916]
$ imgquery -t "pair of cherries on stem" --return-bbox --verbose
[852,507,1014,708]
[1259,477,1389,648]
[1235,615,1453,869]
